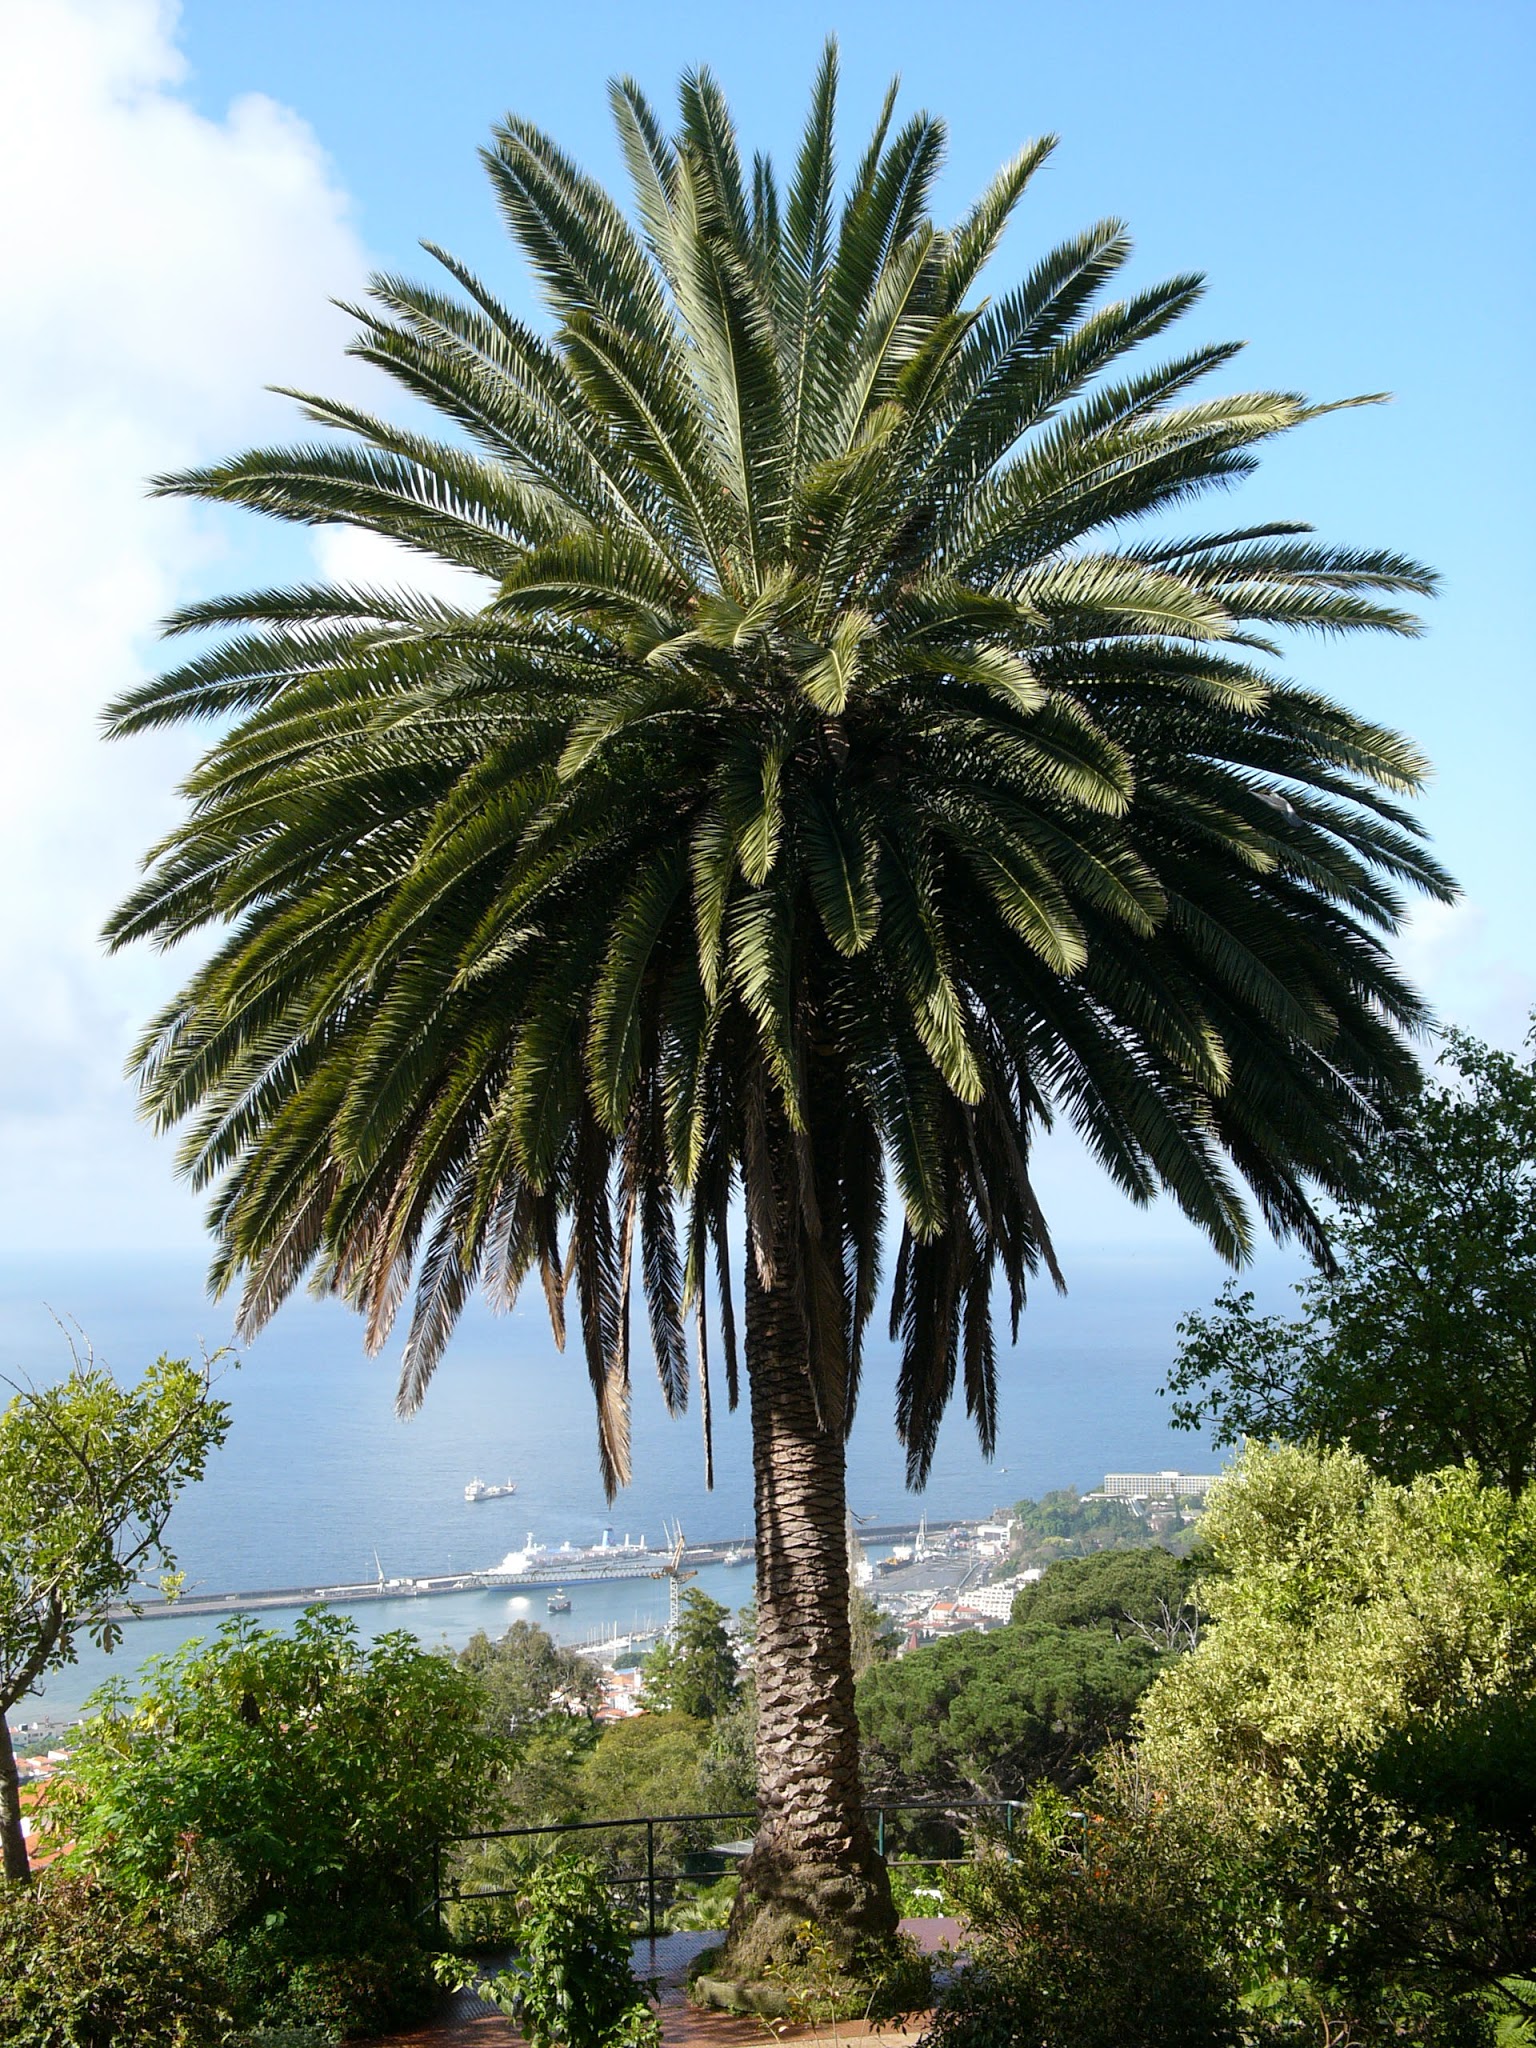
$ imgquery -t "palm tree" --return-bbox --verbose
[106,48,1450,1974]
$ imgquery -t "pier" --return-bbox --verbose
[108,1520,979,1623]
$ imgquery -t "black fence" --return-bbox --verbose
[433,1798,1026,1943]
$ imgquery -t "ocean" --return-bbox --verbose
[2,1241,1290,1719]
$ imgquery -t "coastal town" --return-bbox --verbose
[12,1469,1217,1867]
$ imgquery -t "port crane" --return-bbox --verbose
[651,1520,697,1631]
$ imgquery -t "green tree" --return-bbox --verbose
[858,1622,1159,1800]
[576,1711,711,1821]
[1165,1024,1536,1493]
[700,1682,758,1812]
[0,1873,229,2048]
[55,1611,500,2030]
[1135,1443,1536,2023]
[0,1346,228,1883]
[849,1584,898,1678]
[641,1589,738,1719]
[1012,1546,1201,1647]
[104,50,1447,1972]
[1007,1488,1163,1563]
[458,1620,601,1825]
[459,1618,602,1737]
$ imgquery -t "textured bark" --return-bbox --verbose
[0,1712,31,1884]
[720,1247,895,1978]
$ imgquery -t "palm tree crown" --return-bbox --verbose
[107,47,1451,1502]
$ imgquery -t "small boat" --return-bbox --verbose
[465,1477,518,1503]
[720,1546,749,1568]
[547,1588,571,1613]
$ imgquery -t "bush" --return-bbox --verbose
[213,1920,439,2039]
[765,1921,932,2028]
[1136,1446,1536,2014]
[54,1610,500,2037]
[458,1856,661,2048]
[922,1792,1243,2048]
[665,1875,737,1931]
[0,1870,227,2048]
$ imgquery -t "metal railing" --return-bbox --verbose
[434,1797,1025,1943]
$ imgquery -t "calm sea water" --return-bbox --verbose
[2,1242,1290,1718]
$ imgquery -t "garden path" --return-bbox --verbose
[365,1918,962,2047]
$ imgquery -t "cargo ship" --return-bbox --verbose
[464,1477,518,1502]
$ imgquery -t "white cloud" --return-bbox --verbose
[1396,898,1535,1051]
[310,526,494,610]
[0,0,370,1249]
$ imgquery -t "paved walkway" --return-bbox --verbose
[366,1920,962,2047]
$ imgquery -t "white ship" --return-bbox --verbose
[464,1477,518,1503]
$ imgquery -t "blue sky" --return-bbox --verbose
[1,0,1531,1266]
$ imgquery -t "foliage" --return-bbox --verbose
[0,1344,229,1878]
[0,1869,227,2048]
[577,1711,711,1822]
[1166,1024,1536,1494]
[494,1713,599,1828]
[1005,1488,1197,1566]
[1136,1443,1536,2021]
[215,1925,439,2041]
[459,1619,601,1740]
[463,1857,661,2048]
[457,1621,599,1825]
[763,1920,932,2029]
[1011,1545,1202,1647]
[108,50,1447,1514]
[849,1585,899,1677]
[441,1701,741,1948]
[666,1875,737,1932]
[922,1791,1243,2048]
[640,1592,738,1720]
[55,1611,499,2034]
[859,1620,1159,1798]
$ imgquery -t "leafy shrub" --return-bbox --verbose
[1136,1446,1536,2014]
[922,1792,1243,2048]
[458,1856,661,2048]
[0,1870,227,2048]
[54,1611,498,2038]
[665,1875,737,1931]
[225,2033,335,2048]
[210,1915,438,2039]
[765,1920,932,2027]
[885,1861,949,1918]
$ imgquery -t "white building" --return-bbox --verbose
[1094,1470,1221,1501]
[966,1570,1044,1621]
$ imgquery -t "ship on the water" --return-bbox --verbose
[464,1477,518,1503]
[547,1588,572,1613]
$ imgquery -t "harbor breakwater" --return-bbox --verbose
[109,1521,971,1622]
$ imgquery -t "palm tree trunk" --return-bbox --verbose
[721,1248,895,1978]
